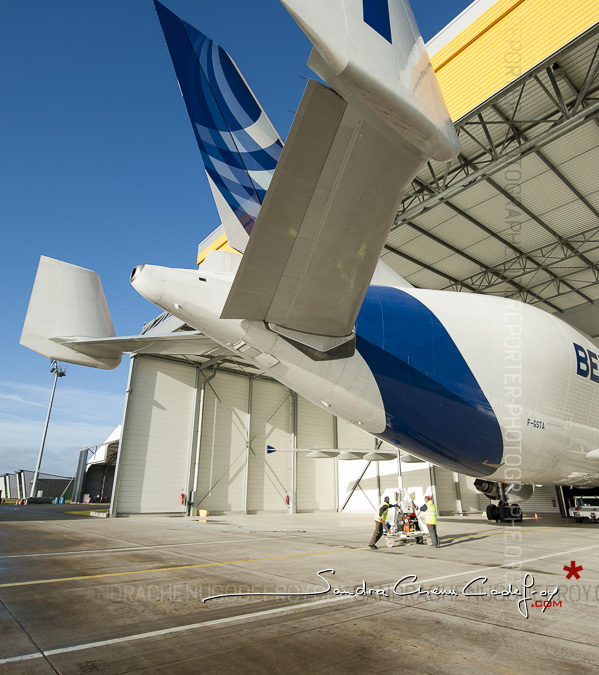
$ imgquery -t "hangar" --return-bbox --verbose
[1,471,71,502]
[105,0,599,518]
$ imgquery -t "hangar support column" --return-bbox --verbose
[453,472,463,514]
[109,356,136,517]
[243,377,254,513]
[428,463,438,506]
[188,361,219,516]
[290,390,298,515]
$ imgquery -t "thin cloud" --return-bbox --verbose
[0,382,123,475]
[0,393,45,407]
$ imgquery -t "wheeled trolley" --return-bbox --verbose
[384,512,428,547]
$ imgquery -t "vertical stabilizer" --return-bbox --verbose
[20,257,120,370]
[154,1,283,252]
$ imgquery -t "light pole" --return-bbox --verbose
[30,360,66,499]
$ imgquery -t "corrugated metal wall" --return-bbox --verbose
[114,357,197,514]
[112,356,489,516]
[296,398,336,512]
[247,379,292,512]
[521,485,560,514]
[195,371,249,513]
[460,475,486,512]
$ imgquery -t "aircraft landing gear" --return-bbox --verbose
[486,484,523,522]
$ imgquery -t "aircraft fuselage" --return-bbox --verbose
[130,255,599,487]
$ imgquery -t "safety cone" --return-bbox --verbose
[534,512,538,520]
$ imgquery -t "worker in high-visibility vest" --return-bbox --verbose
[420,495,440,547]
[369,496,398,549]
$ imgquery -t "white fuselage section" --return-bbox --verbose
[130,251,599,487]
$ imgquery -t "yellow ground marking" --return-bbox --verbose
[0,546,360,589]
[0,526,562,589]
[64,510,108,516]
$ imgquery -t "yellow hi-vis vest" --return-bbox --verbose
[424,501,437,525]
[377,502,390,524]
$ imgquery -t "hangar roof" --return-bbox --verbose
[382,17,599,338]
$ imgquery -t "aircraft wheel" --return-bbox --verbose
[486,504,499,521]
[509,504,523,521]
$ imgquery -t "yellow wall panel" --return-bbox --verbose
[432,0,599,121]
[197,232,239,265]
[198,1,598,258]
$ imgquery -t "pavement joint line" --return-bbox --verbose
[0,528,357,560]
[0,546,361,589]
[2,541,598,666]
[0,534,325,560]
[0,594,354,666]
[0,596,60,673]
[0,523,556,560]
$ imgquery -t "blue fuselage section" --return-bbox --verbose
[355,286,503,476]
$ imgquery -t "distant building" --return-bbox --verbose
[4,470,72,500]
[72,426,120,503]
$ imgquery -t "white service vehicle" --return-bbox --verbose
[569,496,599,522]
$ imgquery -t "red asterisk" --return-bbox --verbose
[563,560,583,580]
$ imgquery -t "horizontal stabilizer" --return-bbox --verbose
[21,257,120,370]
[282,0,459,160]
[54,332,228,360]
[21,257,231,369]
[221,79,423,337]
[266,446,399,461]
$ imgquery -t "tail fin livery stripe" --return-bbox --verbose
[154,1,283,238]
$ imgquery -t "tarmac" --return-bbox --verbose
[1,504,598,673]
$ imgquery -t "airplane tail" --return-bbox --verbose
[154,1,283,253]
[221,1,459,344]
[20,257,121,370]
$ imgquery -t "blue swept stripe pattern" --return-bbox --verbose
[356,286,504,476]
[154,1,283,235]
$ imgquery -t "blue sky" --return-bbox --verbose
[1,0,473,477]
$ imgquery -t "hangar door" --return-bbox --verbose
[247,379,292,512]
[113,356,197,514]
[297,398,336,511]
[195,374,337,513]
[522,485,560,514]
[195,371,249,513]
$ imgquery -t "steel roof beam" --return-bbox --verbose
[450,224,599,292]
[383,244,478,292]
[485,102,599,290]
[397,28,599,219]
[382,243,558,311]
[395,30,599,225]
[409,175,588,305]
[402,220,561,309]
[489,99,599,220]
[573,40,599,114]
[482,177,596,302]
[395,97,599,225]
